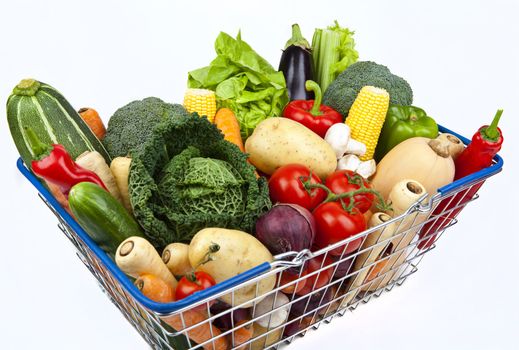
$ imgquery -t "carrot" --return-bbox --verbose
[214,108,244,152]
[214,108,259,178]
[46,180,72,215]
[233,320,254,350]
[78,107,106,140]
[166,311,229,350]
[135,274,229,350]
[135,274,174,303]
[365,247,392,284]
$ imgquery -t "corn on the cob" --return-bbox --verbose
[183,88,217,122]
[345,86,390,161]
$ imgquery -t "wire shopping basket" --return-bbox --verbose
[17,124,503,350]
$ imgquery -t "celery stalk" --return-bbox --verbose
[312,21,358,94]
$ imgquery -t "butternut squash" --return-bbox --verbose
[436,133,464,160]
[371,136,455,199]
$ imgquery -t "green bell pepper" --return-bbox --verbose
[374,105,438,162]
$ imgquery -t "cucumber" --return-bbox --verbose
[6,79,111,169]
[68,182,144,256]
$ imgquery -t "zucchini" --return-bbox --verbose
[68,182,144,255]
[7,79,111,169]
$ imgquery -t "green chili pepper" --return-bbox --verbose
[374,105,439,162]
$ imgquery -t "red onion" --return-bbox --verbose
[331,254,355,279]
[283,316,314,337]
[289,287,332,318]
[210,300,250,331]
[255,204,316,255]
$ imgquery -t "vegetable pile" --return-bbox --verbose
[7,21,504,350]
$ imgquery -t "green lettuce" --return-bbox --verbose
[188,32,288,139]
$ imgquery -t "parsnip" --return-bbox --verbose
[362,179,428,292]
[116,236,178,290]
[342,212,397,306]
[162,243,192,276]
[110,157,132,214]
[76,151,122,202]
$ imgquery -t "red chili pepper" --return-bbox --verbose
[418,110,503,249]
[25,127,108,196]
[282,80,343,138]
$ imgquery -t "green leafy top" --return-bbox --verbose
[128,112,271,248]
[327,21,358,77]
[312,21,359,94]
[188,31,288,139]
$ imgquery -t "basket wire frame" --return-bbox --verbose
[37,169,489,350]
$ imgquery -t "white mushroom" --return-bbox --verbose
[356,159,377,179]
[325,123,351,159]
[252,292,290,329]
[337,154,362,172]
[345,139,367,156]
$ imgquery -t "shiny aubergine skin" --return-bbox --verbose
[279,46,314,101]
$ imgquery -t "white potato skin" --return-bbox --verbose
[188,228,275,307]
[245,118,337,179]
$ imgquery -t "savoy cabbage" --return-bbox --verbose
[128,112,271,248]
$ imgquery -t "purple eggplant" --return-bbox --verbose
[279,24,314,101]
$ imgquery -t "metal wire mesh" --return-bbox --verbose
[35,170,490,350]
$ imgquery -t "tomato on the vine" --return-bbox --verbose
[175,271,216,308]
[313,202,367,256]
[325,170,375,213]
[268,164,327,211]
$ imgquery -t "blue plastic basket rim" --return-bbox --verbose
[16,123,503,314]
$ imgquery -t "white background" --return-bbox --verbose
[1,0,518,349]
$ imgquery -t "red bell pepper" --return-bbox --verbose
[25,127,108,196]
[418,110,504,249]
[282,80,343,137]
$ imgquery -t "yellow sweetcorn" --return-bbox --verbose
[346,86,390,161]
[183,88,217,123]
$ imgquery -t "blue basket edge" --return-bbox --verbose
[16,123,504,314]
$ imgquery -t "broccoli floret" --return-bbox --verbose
[103,97,190,158]
[322,61,413,117]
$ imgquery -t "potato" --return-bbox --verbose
[189,228,276,307]
[245,118,337,179]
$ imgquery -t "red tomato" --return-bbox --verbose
[280,269,308,294]
[313,202,367,256]
[175,271,216,309]
[325,170,375,213]
[296,255,334,295]
[268,164,327,211]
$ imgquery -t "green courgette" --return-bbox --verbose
[6,79,111,170]
[68,182,144,255]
